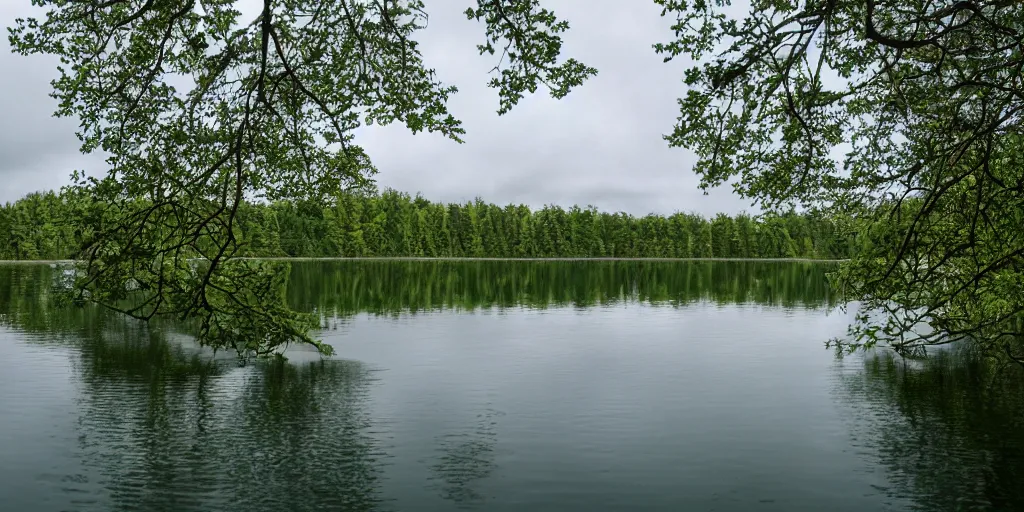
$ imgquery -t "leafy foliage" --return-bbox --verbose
[464,0,597,114]
[6,0,594,359]
[0,189,854,261]
[655,0,1024,363]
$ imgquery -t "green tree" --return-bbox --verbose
[654,0,1024,361]
[710,214,735,258]
[1,186,852,263]
[733,214,756,259]
[694,221,713,258]
[7,0,596,359]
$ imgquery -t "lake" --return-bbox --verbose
[1,261,1022,511]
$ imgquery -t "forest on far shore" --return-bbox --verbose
[0,188,855,261]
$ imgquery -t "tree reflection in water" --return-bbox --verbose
[4,262,1024,512]
[288,259,839,319]
[1,264,391,512]
[427,408,503,507]
[835,346,1024,511]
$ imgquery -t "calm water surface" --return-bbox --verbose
[1,261,1022,511]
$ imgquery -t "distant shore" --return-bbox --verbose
[0,257,847,264]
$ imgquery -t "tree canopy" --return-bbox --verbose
[9,0,1024,363]
[653,0,1024,362]
[0,188,855,261]
[8,0,596,359]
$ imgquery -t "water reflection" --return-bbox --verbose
[428,407,503,507]
[75,334,387,512]
[286,260,838,318]
[3,261,1024,512]
[3,260,838,328]
[835,348,1024,511]
[229,359,388,512]
[1,265,390,511]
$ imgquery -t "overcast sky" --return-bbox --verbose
[0,1,754,217]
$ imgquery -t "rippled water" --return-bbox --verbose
[1,261,1022,511]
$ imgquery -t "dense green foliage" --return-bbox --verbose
[656,0,1024,362]
[7,0,598,359]
[0,189,853,261]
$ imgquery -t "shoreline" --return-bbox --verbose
[0,257,847,264]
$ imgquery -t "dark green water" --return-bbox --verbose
[1,261,1022,512]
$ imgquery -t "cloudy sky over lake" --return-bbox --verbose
[0,1,754,217]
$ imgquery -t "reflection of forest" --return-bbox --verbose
[3,261,837,329]
[1,260,837,511]
[7,262,1024,511]
[0,190,852,261]
[835,348,1024,511]
[428,408,503,507]
[286,260,838,318]
[1,265,391,511]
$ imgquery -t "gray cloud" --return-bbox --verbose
[0,3,91,199]
[0,0,755,217]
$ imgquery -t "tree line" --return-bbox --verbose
[0,189,856,261]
